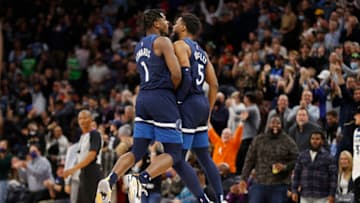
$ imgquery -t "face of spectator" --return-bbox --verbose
[277,95,288,111]
[0,141,8,153]
[329,20,338,32]
[269,116,282,135]
[310,133,323,151]
[221,128,232,143]
[354,89,360,102]
[53,126,62,139]
[346,77,356,90]
[29,145,40,159]
[339,153,351,170]
[91,121,98,130]
[326,114,338,127]
[296,109,309,126]
[301,90,312,105]
[354,113,360,126]
[56,165,64,177]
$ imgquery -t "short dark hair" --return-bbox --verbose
[244,91,257,103]
[181,13,201,36]
[311,131,325,140]
[143,9,164,30]
[326,110,338,118]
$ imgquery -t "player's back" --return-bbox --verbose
[135,34,174,90]
[134,34,179,124]
[183,38,208,96]
[180,38,210,128]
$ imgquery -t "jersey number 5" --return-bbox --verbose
[196,64,204,85]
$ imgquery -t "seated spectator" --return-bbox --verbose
[44,163,70,203]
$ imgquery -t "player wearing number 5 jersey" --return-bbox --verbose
[353,107,360,203]
[96,9,185,203]
[172,13,224,202]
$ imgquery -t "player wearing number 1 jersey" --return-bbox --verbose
[96,9,185,203]
[172,13,224,202]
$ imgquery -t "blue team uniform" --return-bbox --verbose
[133,34,182,143]
[180,38,210,149]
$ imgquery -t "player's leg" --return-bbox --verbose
[173,157,211,202]
[192,131,224,203]
[96,122,153,203]
[138,126,183,184]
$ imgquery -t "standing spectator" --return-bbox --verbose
[287,89,320,123]
[265,94,291,132]
[288,107,323,152]
[199,0,224,26]
[325,20,341,51]
[325,111,340,156]
[13,144,53,203]
[46,125,70,170]
[291,131,337,203]
[336,150,354,203]
[0,140,12,203]
[340,15,360,44]
[88,54,111,93]
[209,122,243,173]
[63,110,103,203]
[236,91,261,174]
[239,115,299,203]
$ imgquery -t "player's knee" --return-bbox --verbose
[163,143,183,164]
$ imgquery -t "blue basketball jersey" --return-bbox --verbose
[183,38,208,95]
[135,34,174,90]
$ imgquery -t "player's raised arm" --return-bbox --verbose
[156,36,181,89]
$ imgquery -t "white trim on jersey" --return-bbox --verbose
[181,126,208,134]
[135,117,178,128]
[353,127,360,181]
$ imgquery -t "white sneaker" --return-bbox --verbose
[95,178,112,203]
[128,175,148,203]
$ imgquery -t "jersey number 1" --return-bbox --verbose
[141,61,149,82]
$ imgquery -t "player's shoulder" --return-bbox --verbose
[173,39,188,49]
[154,36,172,45]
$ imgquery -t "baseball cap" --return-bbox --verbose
[317,70,330,80]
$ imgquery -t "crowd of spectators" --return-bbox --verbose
[1,0,360,202]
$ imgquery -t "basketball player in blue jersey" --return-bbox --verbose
[96,9,191,203]
[171,13,224,203]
